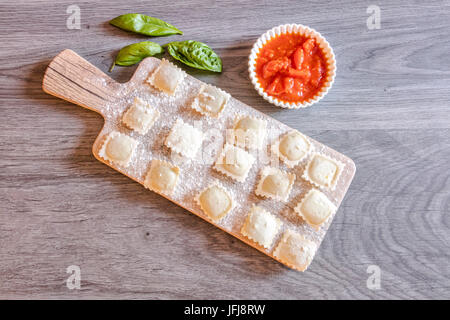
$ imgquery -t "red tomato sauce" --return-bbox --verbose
[255,33,328,103]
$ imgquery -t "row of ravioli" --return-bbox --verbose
[98,59,345,271]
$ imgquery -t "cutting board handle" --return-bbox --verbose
[42,49,120,115]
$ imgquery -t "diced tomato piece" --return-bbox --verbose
[283,77,294,94]
[295,80,304,97]
[262,57,289,79]
[310,59,324,87]
[292,48,304,70]
[293,78,304,91]
[284,67,311,81]
[303,38,315,55]
[310,72,322,87]
[262,63,275,79]
[266,76,283,95]
[275,80,285,94]
[285,78,303,99]
[302,54,312,69]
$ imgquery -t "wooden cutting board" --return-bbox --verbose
[42,49,356,271]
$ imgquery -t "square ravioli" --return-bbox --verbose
[230,116,267,150]
[165,119,204,158]
[273,230,317,272]
[272,130,312,168]
[122,97,160,135]
[213,143,255,182]
[303,153,343,190]
[241,206,282,249]
[191,84,230,118]
[255,167,295,202]
[196,183,234,222]
[294,189,336,230]
[146,59,185,95]
[144,159,180,195]
[98,131,138,168]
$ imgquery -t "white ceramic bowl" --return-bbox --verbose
[248,24,336,109]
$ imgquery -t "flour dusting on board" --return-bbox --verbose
[91,57,356,271]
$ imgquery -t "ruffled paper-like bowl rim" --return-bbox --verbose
[248,24,336,109]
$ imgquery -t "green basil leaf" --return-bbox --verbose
[164,41,222,73]
[110,41,164,71]
[110,13,182,36]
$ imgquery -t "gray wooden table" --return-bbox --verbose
[1,0,449,299]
